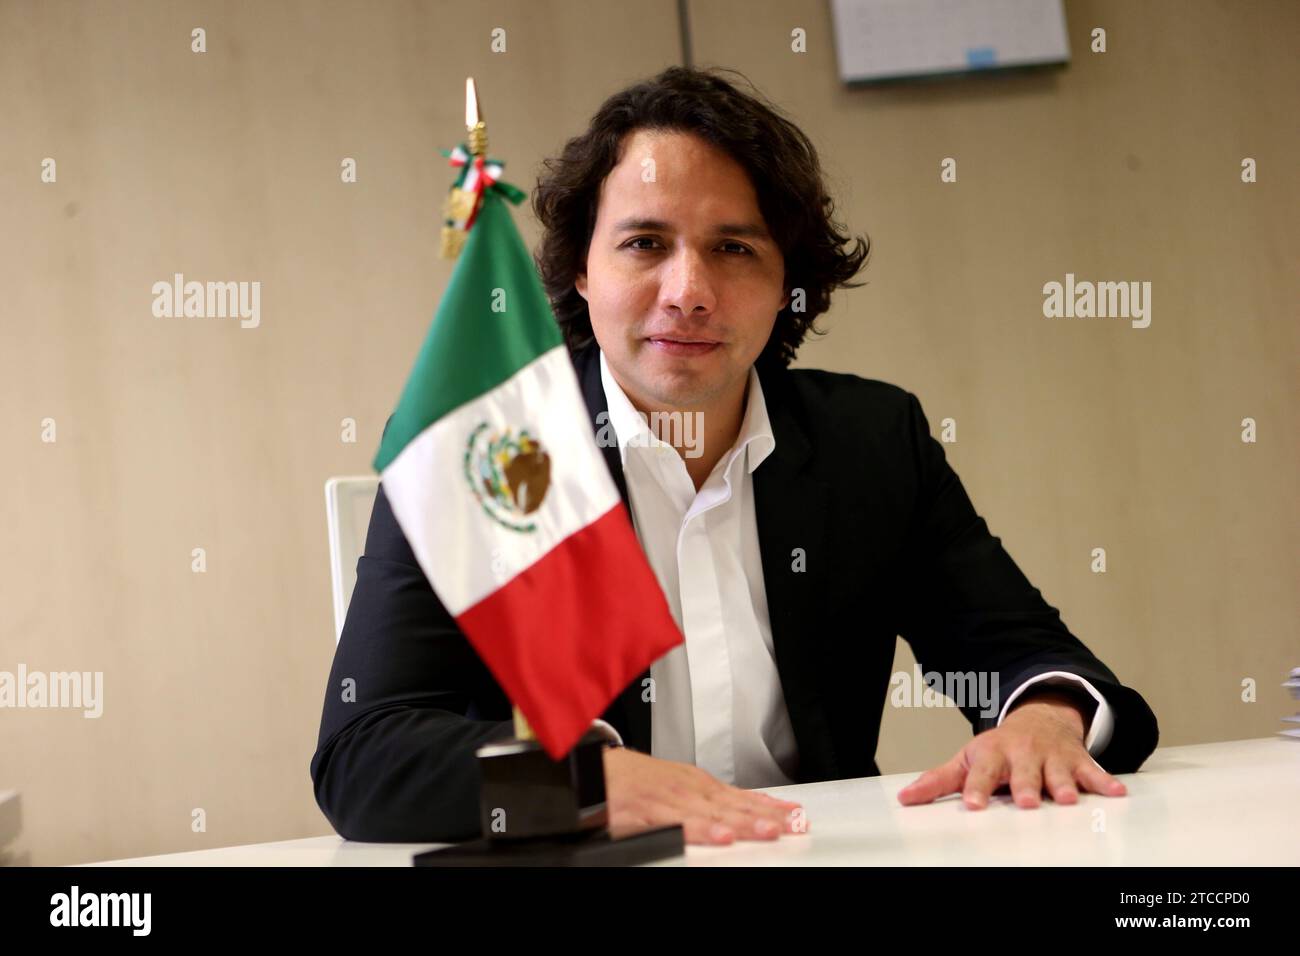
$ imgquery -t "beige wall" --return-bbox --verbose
[0,0,1294,866]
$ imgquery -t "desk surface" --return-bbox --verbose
[86,737,1298,867]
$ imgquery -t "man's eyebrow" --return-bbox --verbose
[611,217,772,240]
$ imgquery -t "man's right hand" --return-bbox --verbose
[601,746,808,845]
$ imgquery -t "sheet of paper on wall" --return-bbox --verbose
[830,0,1070,84]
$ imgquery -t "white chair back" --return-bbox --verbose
[325,476,381,644]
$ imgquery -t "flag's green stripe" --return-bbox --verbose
[373,189,564,473]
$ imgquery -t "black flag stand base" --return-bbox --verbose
[414,728,685,867]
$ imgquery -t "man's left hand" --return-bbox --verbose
[896,689,1127,810]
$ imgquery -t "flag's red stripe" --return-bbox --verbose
[455,504,682,760]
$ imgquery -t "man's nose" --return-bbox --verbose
[659,248,717,317]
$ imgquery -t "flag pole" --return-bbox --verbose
[461,75,535,744]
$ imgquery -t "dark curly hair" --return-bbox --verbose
[531,66,870,368]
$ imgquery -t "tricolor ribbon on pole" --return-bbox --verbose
[439,144,526,250]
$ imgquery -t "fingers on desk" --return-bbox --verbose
[897,755,966,805]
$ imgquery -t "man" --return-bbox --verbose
[311,67,1158,847]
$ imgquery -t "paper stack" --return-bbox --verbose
[1282,667,1300,739]
[0,790,20,865]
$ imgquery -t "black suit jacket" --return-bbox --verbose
[310,341,1159,842]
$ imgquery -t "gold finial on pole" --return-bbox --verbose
[465,76,487,157]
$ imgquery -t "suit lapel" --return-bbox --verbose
[752,361,841,782]
[573,341,629,508]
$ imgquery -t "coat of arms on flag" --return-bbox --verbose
[464,424,552,530]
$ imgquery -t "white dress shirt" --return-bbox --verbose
[590,350,1114,783]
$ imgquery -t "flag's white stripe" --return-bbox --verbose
[381,345,621,616]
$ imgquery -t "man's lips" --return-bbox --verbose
[646,336,721,356]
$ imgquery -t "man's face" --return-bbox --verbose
[575,129,789,413]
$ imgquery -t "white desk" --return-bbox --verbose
[86,737,1298,866]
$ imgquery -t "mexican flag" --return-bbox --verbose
[374,186,682,760]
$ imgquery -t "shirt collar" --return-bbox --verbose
[598,349,776,475]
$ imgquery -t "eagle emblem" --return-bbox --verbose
[463,422,552,532]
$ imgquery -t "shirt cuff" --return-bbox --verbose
[997,671,1114,757]
[590,718,625,747]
